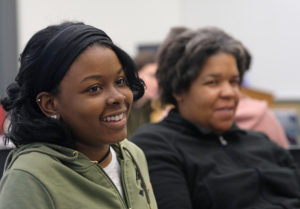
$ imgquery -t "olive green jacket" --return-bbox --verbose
[0,140,157,209]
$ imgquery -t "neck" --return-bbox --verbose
[133,97,149,108]
[75,143,112,168]
[97,146,111,167]
[99,151,112,168]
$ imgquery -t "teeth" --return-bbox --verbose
[103,113,124,122]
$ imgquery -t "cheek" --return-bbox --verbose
[196,93,214,108]
[125,88,134,103]
[143,77,151,87]
[59,96,103,121]
[235,89,240,102]
[150,77,158,88]
[64,103,95,123]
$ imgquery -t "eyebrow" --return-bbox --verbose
[80,68,124,83]
[80,75,103,83]
[200,74,240,83]
[117,67,124,74]
[202,73,239,80]
[201,74,221,80]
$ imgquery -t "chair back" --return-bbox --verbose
[0,148,12,179]
[289,147,300,167]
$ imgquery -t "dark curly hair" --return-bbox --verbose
[1,21,144,148]
[156,26,246,106]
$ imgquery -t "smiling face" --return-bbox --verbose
[175,53,240,133]
[54,45,133,150]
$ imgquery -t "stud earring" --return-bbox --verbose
[50,115,58,119]
[37,98,41,103]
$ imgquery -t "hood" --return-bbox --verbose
[4,140,140,174]
[4,143,81,172]
[3,140,153,208]
[235,96,269,129]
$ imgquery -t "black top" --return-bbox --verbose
[131,109,300,209]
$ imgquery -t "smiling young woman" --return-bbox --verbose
[0,22,157,209]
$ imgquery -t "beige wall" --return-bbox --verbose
[17,0,300,100]
[17,0,183,56]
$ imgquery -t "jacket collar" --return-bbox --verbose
[165,108,246,137]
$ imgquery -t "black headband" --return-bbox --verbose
[34,23,112,96]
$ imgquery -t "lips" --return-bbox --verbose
[214,106,236,119]
[216,107,234,111]
[101,107,128,122]
[102,112,124,122]
[215,103,236,111]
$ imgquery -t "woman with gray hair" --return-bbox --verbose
[131,27,300,209]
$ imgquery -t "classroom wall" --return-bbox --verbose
[16,0,300,100]
[17,0,183,56]
[183,0,300,100]
[0,0,18,98]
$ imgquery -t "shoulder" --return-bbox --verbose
[0,146,56,208]
[118,139,151,176]
[0,168,55,209]
[10,150,56,169]
[4,145,65,181]
[242,128,268,137]
[130,120,177,142]
[134,121,168,134]
[130,123,175,154]
[119,139,150,165]
[239,129,270,142]
[120,139,145,157]
[238,129,293,164]
[237,128,281,149]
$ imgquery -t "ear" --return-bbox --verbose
[36,92,59,119]
[173,92,184,104]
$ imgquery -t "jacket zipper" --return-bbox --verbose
[219,136,228,146]
[120,159,133,209]
[95,163,129,209]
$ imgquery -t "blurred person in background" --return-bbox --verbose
[0,105,5,136]
[127,50,160,137]
[235,48,289,148]
[0,105,6,148]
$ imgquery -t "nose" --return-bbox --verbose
[220,82,237,98]
[106,87,126,105]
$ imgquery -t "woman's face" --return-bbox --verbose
[175,53,240,133]
[54,45,133,147]
[138,63,159,100]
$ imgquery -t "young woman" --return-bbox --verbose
[130,27,300,209]
[0,22,157,209]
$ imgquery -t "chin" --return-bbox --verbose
[110,131,127,142]
[214,123,233,134]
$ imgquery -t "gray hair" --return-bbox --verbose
[156,26,246,106]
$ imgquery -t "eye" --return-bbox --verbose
[116,77,127,86]
[230,78,240,86]
[204,80,218,85]
[87,85,102,93]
